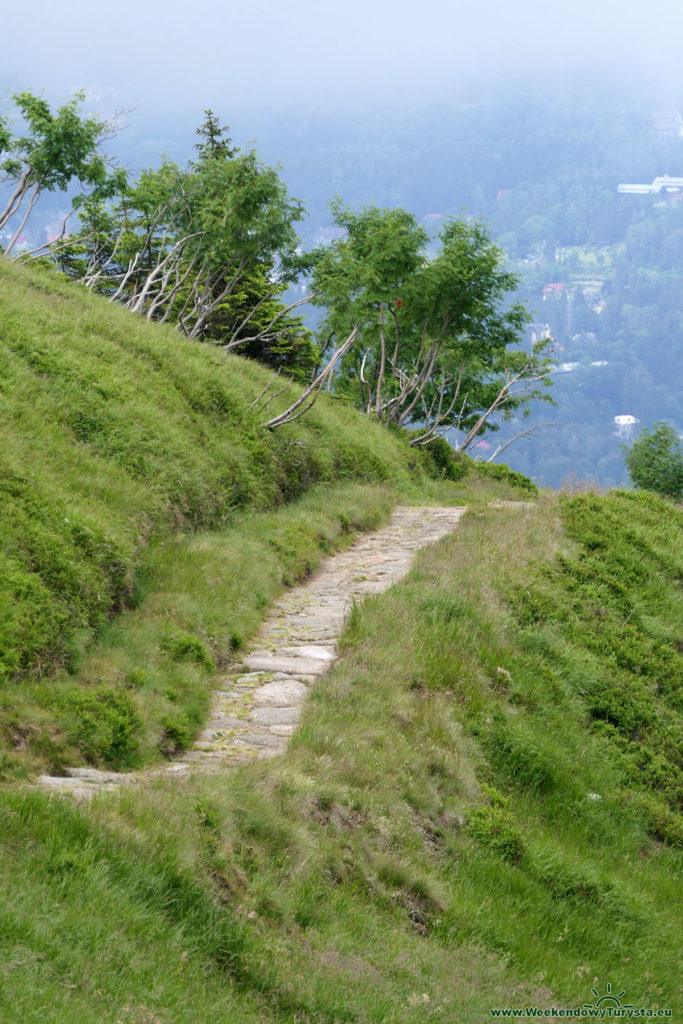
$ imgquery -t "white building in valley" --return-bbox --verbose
[614,414,638,440]
[617,175,683,195]
[653,111,683,138]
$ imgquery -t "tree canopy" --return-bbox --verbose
[306,202,551,447]
[49,111,317,376]
[2,98,553,440]
[623,422,683,499]
[0,91,123,257]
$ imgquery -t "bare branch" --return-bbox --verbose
[249,369,283,409]
[409,366,466,446]
[456,364,552,454]
[127,230,204,315]
[263,325,358,430]
[0,168,32,234]
[485,422,555,461]
[4,186,41,256]
[396,336,443,427]
[15,208,80,261]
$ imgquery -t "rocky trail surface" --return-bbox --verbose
[37,505,465,798]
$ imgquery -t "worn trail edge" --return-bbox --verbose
[37,505,465,798]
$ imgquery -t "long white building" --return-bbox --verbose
[617,175,683,195]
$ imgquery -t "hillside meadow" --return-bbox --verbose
[1,490,680,1023]
[0,261,680,1022]
[0,258,529,775]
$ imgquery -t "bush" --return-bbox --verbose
[467,802,524,863]
[62,688,142,768]
[623,422,683,500]
[419,437,470,481]
[474,460,538,495]
[159,631,214,669]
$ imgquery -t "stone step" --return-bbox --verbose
[252,679,309,706]
[244,654,329,676]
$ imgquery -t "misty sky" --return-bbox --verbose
[5,0,683,125]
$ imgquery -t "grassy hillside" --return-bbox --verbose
[2,262,679,1023]
[0,260,533,776]
[1,490,680,1023]
[0,260,413,680]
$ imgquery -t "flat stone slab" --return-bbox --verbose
[65,767,132,784]
[250,706,301,724]
[244,655,328,676]
[252,680,309,706]
[203,715,245,730]
[278,645,336,661]
[232,732,287,749]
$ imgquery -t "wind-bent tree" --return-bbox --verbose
[294,202,552,448]
[623,422,683,499]
[53,111,317,374]
[0,91,122,257]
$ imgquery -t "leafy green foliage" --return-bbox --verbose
[417,436,470,480]
[0,473,132,682]
[308,201,551,447]
[54,113,315,375]
[467,789,524,863]
[472,460,539,494]
[60,688,142,768]
[623,421,683,499]
[159,632,214,670]
[0,91,123,256]
[510,491,682,840]
[193,108,237,162]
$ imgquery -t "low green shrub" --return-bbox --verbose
[507,490,682,841]
[623,421,683,500]
[160,631,214,670]
[473,460,538,494]
[467,801,524,863]
[417,436,470,481]
[60,688,142,768]
[159,713,195,756]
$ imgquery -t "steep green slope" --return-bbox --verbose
[0,260,416,683]
[1,491,680,1023]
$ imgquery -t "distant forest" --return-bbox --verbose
[11,83,683,487]
[239,86,683,488]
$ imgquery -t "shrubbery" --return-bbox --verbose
[623,421,683,500]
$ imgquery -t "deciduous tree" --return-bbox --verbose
[623,422,683,499]
[0,91,121,257]
[305,202,552,448]
[51,113,316,373]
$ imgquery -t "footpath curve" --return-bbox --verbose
[37,505,465,798]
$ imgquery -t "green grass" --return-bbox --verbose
[0,260,414,683]
[1,491,680,1022]
[4,260,678,1022]
[0,482,398,776]
[0,260,533,773]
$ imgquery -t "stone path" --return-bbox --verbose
[36,505,465,797]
